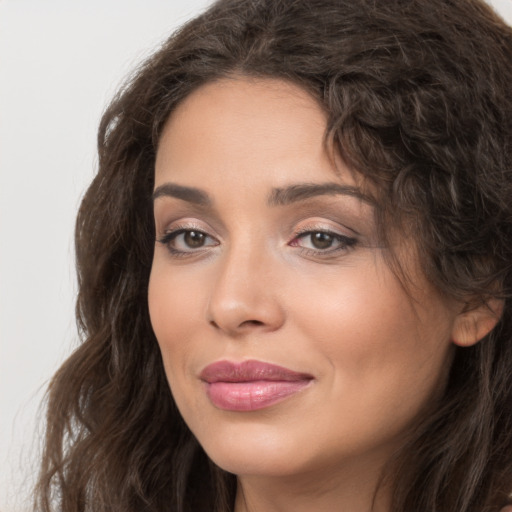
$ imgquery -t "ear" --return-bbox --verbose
[451,298,504,347]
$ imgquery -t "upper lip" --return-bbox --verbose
[200,359,314,383]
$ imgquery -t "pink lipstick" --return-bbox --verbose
[200,360,313,411]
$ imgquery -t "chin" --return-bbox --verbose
[206,445,310,478]
[190,417,314,477]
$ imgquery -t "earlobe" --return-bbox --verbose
[451,298,504,347]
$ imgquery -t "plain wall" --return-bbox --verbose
[1,1,511,511]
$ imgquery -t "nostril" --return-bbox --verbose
[209,318,265,330]
[240,320,265,327]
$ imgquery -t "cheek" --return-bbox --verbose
[291,260,454,414]
[290,261,412,358]
[148,263,202,382]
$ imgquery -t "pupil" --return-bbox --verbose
[311,232,333,249]
[184,231,205,248]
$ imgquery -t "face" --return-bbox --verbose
[148,77,461,481]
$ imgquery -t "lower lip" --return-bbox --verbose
[205,380,312,411]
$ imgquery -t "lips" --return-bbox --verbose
[200,360,314,411]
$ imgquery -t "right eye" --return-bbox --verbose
[158,228,219,255]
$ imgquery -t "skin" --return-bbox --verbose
[148,77,498,512]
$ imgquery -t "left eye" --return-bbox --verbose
[179,230,209,248]
[291,231,356,251]
[159,229,218,253]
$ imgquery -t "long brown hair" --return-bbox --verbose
[35,0,512,511]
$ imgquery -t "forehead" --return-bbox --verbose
[155,77,355,187]
[160,76,327,145]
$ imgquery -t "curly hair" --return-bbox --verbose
[35,0,512,511]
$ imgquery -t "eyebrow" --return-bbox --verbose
[268,182,375,207]
[152,183,212,206]
[152,181,374,207]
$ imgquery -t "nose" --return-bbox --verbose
[206,244,286,337]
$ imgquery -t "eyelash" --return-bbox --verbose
[157,225,219,258]
[157,226,357,259]
[289,228,357,257]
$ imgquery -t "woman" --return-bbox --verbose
[35,0,512,511]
